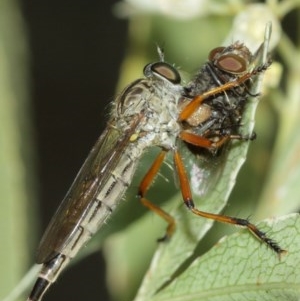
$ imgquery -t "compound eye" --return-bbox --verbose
[215,54,247,74]
[208,47,225,61]
[144,62,181,84]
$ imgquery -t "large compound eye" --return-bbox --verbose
[208,47,225,61]
[143,62,181,84]
[208,46,248,74]
[215,54,247,74]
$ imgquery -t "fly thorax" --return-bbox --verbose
[116,78,152,117]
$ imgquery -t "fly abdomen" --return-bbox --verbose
[27,254,68,301]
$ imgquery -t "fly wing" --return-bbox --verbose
[36,116,141,264]
[179,140,229,201]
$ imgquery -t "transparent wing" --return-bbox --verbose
[179,139,230,201]
[36,116,141,264]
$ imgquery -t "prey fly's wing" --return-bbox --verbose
[180,139,230,202]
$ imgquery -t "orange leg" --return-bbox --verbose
[179,131,213,148]
[179,68,265,121]
[180,131,229,150]
[138,150,176,241]
[173,150,285,256]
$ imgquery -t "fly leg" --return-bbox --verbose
[138,150,176,241]
[180,64,269,121]
[180,131,228,150]
[173,149,286,256]
[180,127,256,150]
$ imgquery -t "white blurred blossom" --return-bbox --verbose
[114,0,211,19]
[224,4,281,52]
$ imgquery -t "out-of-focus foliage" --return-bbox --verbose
[0,1,37,301]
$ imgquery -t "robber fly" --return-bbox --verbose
[27,35,285,301]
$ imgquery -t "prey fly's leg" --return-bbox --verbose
[138,150,176,241]
[173,150,286,256]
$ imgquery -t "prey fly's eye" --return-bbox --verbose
[144,62,181,84]
[215,54,247,74]
[209,47,248,74]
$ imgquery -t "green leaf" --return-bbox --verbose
[150,213,300,301]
